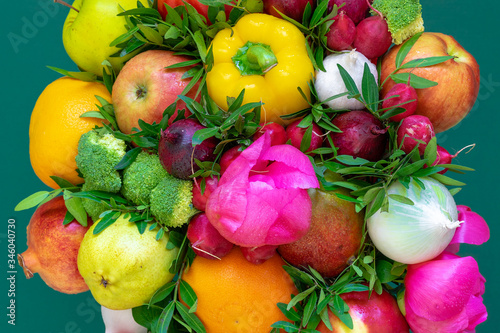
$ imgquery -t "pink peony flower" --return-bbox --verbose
[205,132,320,247]
[404,252,487,333]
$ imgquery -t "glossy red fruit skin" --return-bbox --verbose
[192,176,219,211]
[329,111,388,161]
[353,16,392,59]
[397,115,436,155]
[382,83,418,122]
[240,245,278,265]
[432,145,453,174]
[187,213,233,259]
[253,122,287,146]
[285,119,324,154]
[326,11,356,51]
[158,119,218,179]
[328,0,369,24]
[316,288,409,332]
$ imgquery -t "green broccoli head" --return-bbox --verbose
[122,151,170,205]
[372,0,424,45]
[150,176,198,229]
[75,129,126,193]
[81,183,111,222]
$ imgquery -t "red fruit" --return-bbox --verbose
[219,145,268,175]
[431,145,454,174]
[285,119,324,154]
[240,245,278,265]
[317,288,409,332]
[158,119,219,179]
[326,11,356,51]
[382,83,418,122]
[187,213,233,259]
[17,196,92,294]
[263,0,316,22]
[397,115,435,155]
[329,111,388,161]
[328,0,369,24]
[192,176,219,211]
[253,122,287,146]
[353,15,392,59]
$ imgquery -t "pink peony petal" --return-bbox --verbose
[465,295,487,331]
[405,256,480,322]
[450,205,490,246]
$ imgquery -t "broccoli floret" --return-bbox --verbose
[75,129,126,192]
[121,151,170,205]
[80,182,111,222]
[150,176,198,228]
[372,0,424,45]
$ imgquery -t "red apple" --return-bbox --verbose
[112,50,200,134]
[17,196,92,294]
[316,289,409,332]
[380,32,480,133]
[263,0,316,22]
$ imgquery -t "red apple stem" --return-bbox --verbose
[54,0,79,13]
[366,0,383,18]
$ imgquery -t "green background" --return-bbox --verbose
[1,1,498,332]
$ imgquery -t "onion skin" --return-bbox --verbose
[367,177,461,264]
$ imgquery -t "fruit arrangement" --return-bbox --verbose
[15,0,491,332]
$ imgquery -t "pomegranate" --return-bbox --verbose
[17,196,92,294]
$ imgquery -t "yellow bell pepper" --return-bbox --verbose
[206,13,314,125]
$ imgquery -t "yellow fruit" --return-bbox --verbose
[77,214,179,310]
[181,247,297,333]
[29,77,110,189]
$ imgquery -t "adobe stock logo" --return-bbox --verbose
[7,0,61,54]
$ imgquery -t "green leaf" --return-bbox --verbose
[64,194,88,227]
[132,305,163,332]
[287,286,316,311]
[396,160,427,177]
[192,127,219,146]
[175,301,206,333]
[277,302,302,322]
[14,191,50,211]
[361,63,379,112]
[302,290,318,327]
[430,173,466,186]
[270,321,299,331]
[395,32,422,68]
[366,188,386,219]
[424,136,438,166]
[80,111,106,119]
[179,280,198,308]
[192,30,207,62]
[400,56,455,69]
[92,211,119,234]
[390,73,438,89]
[62,210,75,226]
[331,296,353,329]
[337,64,360,95]
[156,301,176,333]
[114,147,142,170]
[388,194,414,205]
[46,66,97,82]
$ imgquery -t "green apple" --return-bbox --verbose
[62,0,150,76]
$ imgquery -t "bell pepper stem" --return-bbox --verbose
[232,42,278,76]
[246,45,278,73]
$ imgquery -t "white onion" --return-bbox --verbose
[367,177,462,264]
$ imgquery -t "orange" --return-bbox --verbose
[181,247,298,333]
[29,77,110,189]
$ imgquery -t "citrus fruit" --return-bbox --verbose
[181,247,297,333]
[77,214,179,310]
[29,77,110,189]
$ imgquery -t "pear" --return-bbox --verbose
[278,185,364,278]
[77,214,179,310]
